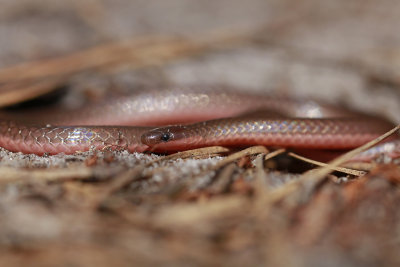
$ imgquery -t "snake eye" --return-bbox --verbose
[160,132,171,142]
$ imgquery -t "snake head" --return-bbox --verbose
[141,125,188,146]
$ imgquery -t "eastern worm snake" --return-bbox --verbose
[0,86,398,161]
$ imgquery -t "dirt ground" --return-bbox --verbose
[0,1,399,266]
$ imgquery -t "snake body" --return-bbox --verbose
[0,87,398,160]
[141,117,394,150]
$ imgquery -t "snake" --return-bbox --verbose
[0,86,398,161]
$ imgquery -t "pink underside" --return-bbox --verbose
[150,134,380,151]
[149,135,400,162]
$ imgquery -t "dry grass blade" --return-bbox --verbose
[156,146,231,162]
[0,36,229,106]
[181,146,270,191]
[254,154,270,193]
[0,166,93,183]
[307,124,400,181]
[208,163,236,194]
[0,29,256,85]
[341,162,376,172]
[262,125,400,205]
[0,36,177,83]
[104,166,146,194]
[0,77,66,107]
[211,146,269,171]
[264,148,286,161]
[90,165,146,207]
[251,149,286,198]
[288,152,366,176]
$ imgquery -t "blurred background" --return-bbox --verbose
[1,0,399,121]
[0,1,400,266]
